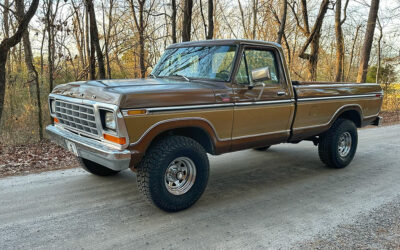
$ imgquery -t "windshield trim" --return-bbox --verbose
[152,45,239,83]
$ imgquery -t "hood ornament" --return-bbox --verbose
[92,95,96,99]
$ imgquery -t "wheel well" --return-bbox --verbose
[337,110,361,127]
[150,127,215,154]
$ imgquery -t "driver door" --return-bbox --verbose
[231,46,294,150]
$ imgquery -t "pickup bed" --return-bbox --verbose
[46,39,383,211]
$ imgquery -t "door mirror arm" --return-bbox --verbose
[256,83,265,101]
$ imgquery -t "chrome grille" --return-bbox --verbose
[54,100,99,137]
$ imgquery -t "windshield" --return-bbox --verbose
[151,45,237,82]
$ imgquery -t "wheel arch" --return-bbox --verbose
[331,105,363,128]
[129,118,220,160]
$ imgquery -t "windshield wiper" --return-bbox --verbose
[170,73,190,82]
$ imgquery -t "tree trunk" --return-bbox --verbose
[86,0,106,79]
[128,0,147,78]
[4,0,11,76]
[334,0,349,82]
[357,0,380,83]
[346,25,361,81]
[16,0,43,140]
[138,1,145,78]
[171,0,177,43]
[206,0,214,39]
[276,0,287,44]
[85,8,95,80]
[237,0,248,38]
[376,18,383,84]
[46,1,54,92]
[0,0,39,123]
[297,0,329,81]
[182,0,193,42]
[252,0,258,39]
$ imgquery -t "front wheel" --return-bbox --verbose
[318,118,358,168]
[79,158,120,176]
[254,146,271,151]
[137,135,209,212]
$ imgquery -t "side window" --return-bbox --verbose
[235,49,280,85]
[235,53,250,84]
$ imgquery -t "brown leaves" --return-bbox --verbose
[0,139,79,177]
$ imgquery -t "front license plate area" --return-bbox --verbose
[66,140,79,156]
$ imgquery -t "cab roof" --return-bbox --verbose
[167,39,282,49]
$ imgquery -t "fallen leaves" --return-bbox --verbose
[0,139,79,177]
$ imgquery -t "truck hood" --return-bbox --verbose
[51,78,217,109]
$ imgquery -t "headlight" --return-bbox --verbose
[104,112,116,130]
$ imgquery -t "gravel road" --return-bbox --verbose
[1,125,399,249]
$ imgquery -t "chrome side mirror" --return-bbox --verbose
[250,66,271,87]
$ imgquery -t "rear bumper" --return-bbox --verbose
[46,125,131,171]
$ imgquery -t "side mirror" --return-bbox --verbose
[250,66,271,87]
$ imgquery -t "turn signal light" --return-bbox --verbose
[103,134,126,145]
[54,117,59,123]
[126,109,147,115]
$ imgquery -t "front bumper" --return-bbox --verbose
[46,125,131,171]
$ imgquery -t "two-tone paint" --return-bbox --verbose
[47,39,383,169]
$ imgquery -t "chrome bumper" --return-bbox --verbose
[46,125,131,171]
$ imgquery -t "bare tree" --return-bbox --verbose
[171,0,177,43]
[357,0,380,83]
[0,0,39,122]
[290,0,330,81]
[276,0,287,44]
[376,17,383,84]
[86,0,106,79]
[334,0,349,82]
[128,0,147,78]
[15,0,43,139]
[207,0,214,39]
[182,0,193,42]
[251,0,259,39]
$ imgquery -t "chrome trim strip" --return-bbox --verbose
[295,83,381,88]
[123,100,294,115]
[297,94,381,102]
[129,117,230,146]
[145,103,234,113]
[231,130,290,140]
[235,99,293,106]
[363,113,380,119]
[293,104,364,131]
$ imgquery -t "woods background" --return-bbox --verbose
[0,0,399,145]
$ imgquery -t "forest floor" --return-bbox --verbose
[1,110,399,178]
[0,140,79,178]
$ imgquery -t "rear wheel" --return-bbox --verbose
[79,158,120,176]
[137,135,209,212]
[318,119,358,168]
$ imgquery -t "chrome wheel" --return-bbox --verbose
[338,132,352,158]
[165,157,197,195]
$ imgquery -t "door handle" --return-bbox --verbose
[277,91,287,96]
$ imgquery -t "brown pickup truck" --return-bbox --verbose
[46,39,383,211]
